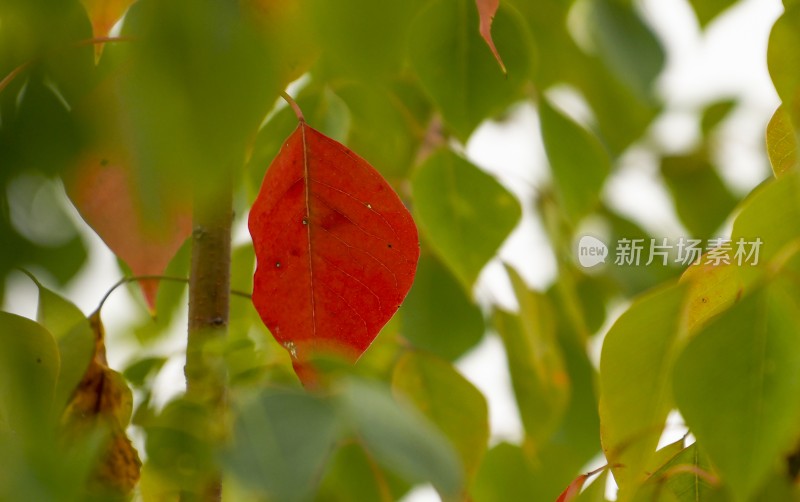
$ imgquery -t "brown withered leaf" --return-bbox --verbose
[62,311,141,495]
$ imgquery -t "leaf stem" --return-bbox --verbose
[281,91,305,122]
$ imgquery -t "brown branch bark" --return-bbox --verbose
[182,177,233,502]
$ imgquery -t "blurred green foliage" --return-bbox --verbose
[4,0,800,500]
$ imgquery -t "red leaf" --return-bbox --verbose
[555,473,588,502]
[248,120,419,376]
[65,153,191,311]
[475,0,507,74]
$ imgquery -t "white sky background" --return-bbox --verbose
[0,0,785,500]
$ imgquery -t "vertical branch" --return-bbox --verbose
[183,175,232,502]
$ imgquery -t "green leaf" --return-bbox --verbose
[316,441,409,502]
[309,0,425,82]
[336,81,430,181]
[766,105,798,178]
[407,0,534,141]
[599,283,687,494]
[636,443,728,502]
[679,259,744,335]
[586,0,665,99]
[337,379,463,498]
[225,388,341,502]
[470,442,536,501]
[392,352,489,482]
[700,99,737,135]
[673,280,800,500]
[768,5,800,136]
[688,0,739,27]
[660,154,738,239]
[0,312,59,436]
[30,275,94,416]
[122,357,167,388]
[494,267,569,443]
[400,254,485,361]
[412,149,521,292]
[576,471,609,502]
[730,172,800,286]
[539,99,610,222]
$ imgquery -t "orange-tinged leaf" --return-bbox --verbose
[475,0,507,74]
[555,473,588,502]
[248,117,419,381]
[64,153,192,311]
[63,312,141,495]
[80,0,135,59]
[81,0,134,37]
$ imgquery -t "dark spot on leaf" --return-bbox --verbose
[100,159,109,167]
[36,358,42,363]
[701,297,708,303]
[387,243,393,248]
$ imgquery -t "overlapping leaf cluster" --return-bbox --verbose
[0,0,795,500]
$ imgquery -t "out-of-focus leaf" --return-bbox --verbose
[119,0,279,210]
[64,146,192,312]
[224,388,341,502]
[688,0,739,27]
[475,0,507,74]
[766,105,798,178]
[122,357,167,388]
[522,317,602,499]
[0,312,59,436]
[660,154,738,239]
[539,99,610,222]
[408,0,533,141]
[768,5,800,128]
[494,267,569,443]
[242,0,318,87]
[28,274,94,416]
[412,149,521,293]
[316,441,409,502]
[329,445,409,502]
[145,398,220,495]
[700,99,737,135]
[80,0,134,41]
[392,352,489,484]
[577,58,661,154]
[400,254,485,361]
[673,280,800,500]
[602,208,682,296]
[576,471,609,502]
[336,81,430,181]
[599,284,687,494]
[309,0,424,82]
[586,0,665,99]
[470,442,536,501]
[337,379,463,498]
